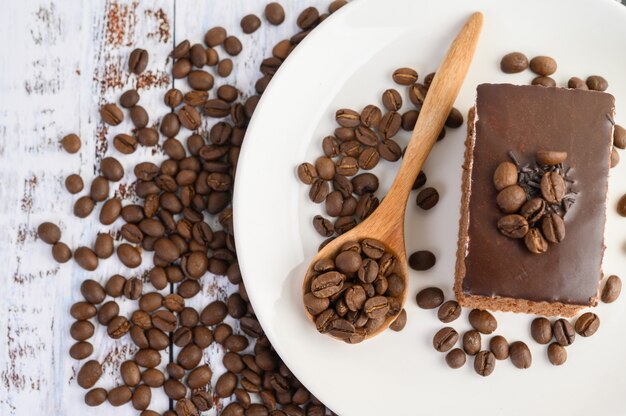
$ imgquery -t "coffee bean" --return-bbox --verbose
[117,244,142,268]
[131,384,151,411]
[524,228,548,254]
[324,191,343,218]
[297,7,319,29]
[70,320,95,341]
[311,272,344,298]
[382,89,402,112]
[313,157,335,181]
[601,275,621,303]
[392,67,418,85]
[433,327,459,352]
[112,133,137,154]
[77,360,102,389]
[224,36,242,56]
[216,371,238,398]
[97,301,119,326]
[468,309,497,334]
[415,187,439,210]
[105,274,126,297]
[173,58,192,79]
[137,127,159,146]
[100,103,124,126]
[489,335,509,360]
[613,125,626,149]
[553,319,575,346]
[378,139,402,162]
[530,317,552,344]
[128,48,149,74]
[120,89,140,109]
[309,179,329,203]
[64,173,84,194]
[84,387,107,407]
[536,150,567,166]
[462,330,481,355]
[529,56,557,76]
[547,342,567,366]
[416,287,444,309]
[568,77,588,90]
[497,215,529,239]
[389,308,407,332]
[409,83,427,107]
[409,172,426,192]
[70,301,97,320]
[493,161,518,191]
[200,300,228,326]
[520,198,545,224]
[120,360,141,387]
[474,351,496,377]
[509,341,532,369]
[532,76,556,87]
[542,213,565,244]
[107,386,132,407]
[500,52,528,73]
[70,341,93,360]
[178,105,201,131]
[496,185,526,213]
[360,296,389,319]
[189,43,207,67]
[204,27,226,47]
[378,111,401,139]
[188,70,214,91]
[90,176,109,202]
[575,312,600,337]
[129,105,149,129]
[38,222,61,244]
[358,147,380,170]
[218,59,233,77]
[360,104,382,128]
[336,108,361,128]
[61,133,81,153]
[80,279,105,305]
[586,75,608,92]
[265,2,285,25]
[445,348,466,369]
[74,247,98,271]
[335,250,362,274]
[408,250,436,271]
[443,111,463,132]
[436,300,461,323]
[52,242,72,263]
[164,88,184,108]
[187,365,212,389]
[99,198,122,225]
[401,110,418,131]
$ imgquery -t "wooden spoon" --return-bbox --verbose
[302,12,484,341]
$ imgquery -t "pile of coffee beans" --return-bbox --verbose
[297,67,462,251]
[493,150,574,254]
[38,2,355,415]
[419,296,539,376]
[499,51,623,169]
[303,238,406,343]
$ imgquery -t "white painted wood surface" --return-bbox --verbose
[0,1,333,414]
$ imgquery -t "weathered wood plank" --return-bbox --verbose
[0,0,174,414]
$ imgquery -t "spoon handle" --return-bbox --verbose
[383,12,483,206]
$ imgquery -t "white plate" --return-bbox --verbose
[234,0,626,414]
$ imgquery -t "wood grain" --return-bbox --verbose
[0,0,334,414]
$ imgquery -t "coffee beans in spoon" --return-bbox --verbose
[303,238,404,343]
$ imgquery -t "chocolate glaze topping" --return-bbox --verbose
[463,84,615,305]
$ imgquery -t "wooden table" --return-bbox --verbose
[0,1,333,414]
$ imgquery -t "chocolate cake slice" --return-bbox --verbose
[455,84,615,317]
